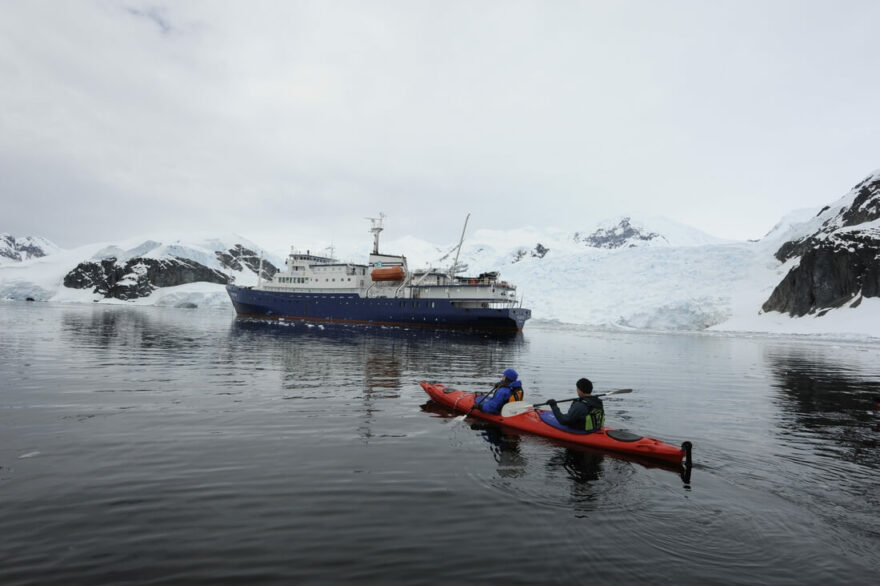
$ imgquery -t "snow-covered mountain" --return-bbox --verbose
[2,172,879,337]
[0,234,60,264]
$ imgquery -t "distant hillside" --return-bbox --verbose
[0,234,278,307]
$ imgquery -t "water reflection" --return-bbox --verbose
[470,423,527,478]
[550,448,604,484]
[546,448,605,516]
[229,317,527,443]
[60,307,200,352]
[228,317,526,391]
[13,303,880,584]
[767,350,880,469]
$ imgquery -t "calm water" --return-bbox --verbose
[1,302,878,585]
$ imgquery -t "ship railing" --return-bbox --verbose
[450,299,520,309]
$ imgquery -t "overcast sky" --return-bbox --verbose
[1,0,878,254]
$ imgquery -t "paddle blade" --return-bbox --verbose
[500,401,534,417]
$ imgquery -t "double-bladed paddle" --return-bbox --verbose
[500,388,633,417]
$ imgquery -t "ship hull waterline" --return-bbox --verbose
[226,285,530,332]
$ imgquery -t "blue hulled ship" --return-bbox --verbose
[226,215,531,332]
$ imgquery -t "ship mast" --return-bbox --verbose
[449,213,470,278]
[367,213,386,254]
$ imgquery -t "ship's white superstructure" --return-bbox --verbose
[256,215,520,309]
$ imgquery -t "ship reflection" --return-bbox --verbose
[231,318,525,443]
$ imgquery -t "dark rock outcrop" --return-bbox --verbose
[64,257,231,301]
[762,172,880,316]
[511,243,550,263]
[532,243,549,258]
[762,240,880,316]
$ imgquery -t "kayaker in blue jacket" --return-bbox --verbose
[547,378,604,432]
[474,368,523,415]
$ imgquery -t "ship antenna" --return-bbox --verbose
[367,213,386,254]
[449,212,470,278]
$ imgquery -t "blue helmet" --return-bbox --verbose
[502,368,518,381]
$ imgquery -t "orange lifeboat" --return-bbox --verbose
[371,266,406,281]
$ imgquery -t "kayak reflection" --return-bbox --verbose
[469,422,527,478]
[550,448,604,484]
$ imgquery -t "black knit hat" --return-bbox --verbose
[576,378,593,393]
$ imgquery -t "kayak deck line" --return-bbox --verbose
[421,381,693,473]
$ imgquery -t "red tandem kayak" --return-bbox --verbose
[421,381,692,468]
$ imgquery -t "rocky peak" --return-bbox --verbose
[774,172,880,262]
[574,217,666,249]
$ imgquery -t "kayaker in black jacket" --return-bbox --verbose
[547,378,604,432]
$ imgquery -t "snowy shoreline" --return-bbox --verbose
[4,291,879,344]
[3,190,879,341]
